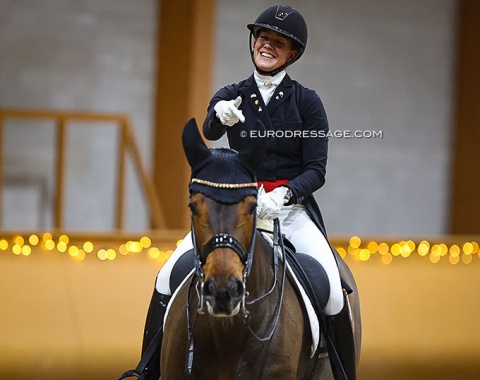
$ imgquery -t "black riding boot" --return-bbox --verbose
[141,289,171,380]
[326,294,357,380]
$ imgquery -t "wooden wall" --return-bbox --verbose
[450,0,480,234]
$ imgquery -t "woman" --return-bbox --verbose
[141,5,356,379]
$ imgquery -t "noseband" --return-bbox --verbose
[190,206,257,316]
[198,233,255,274]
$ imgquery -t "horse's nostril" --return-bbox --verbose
[228,278,244,300]
[204,279,217,298]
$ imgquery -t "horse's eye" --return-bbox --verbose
[188,201,198,216]
[248,202,257,215]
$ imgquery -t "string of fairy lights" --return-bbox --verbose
[0,233,177,263]
[0,233,479,265]
[336,236,480,265]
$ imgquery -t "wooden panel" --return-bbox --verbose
[450,0,480,233]
[153,0,216,229]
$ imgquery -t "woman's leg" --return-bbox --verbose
[141,232,193,379]
[279,205,357,378]
[279,205,343,316]
[155,231,193,294]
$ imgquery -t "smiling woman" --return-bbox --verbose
[252,29,298,73]
[136,5,359,380]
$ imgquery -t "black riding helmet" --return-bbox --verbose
[247,5,308,76]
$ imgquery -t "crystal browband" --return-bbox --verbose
[191,178,258,189]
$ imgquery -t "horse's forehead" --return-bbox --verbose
[191,193,255,226]
[191,193,255,208]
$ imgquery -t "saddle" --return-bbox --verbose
[169,231,353,351]
[169,236,349,314]
[281,236,353,312]
[169,230,355,380]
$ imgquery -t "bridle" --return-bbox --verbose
[185,193,287,376]
[189,199,257,316]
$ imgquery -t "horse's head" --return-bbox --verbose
[182,118,263,317]
[188,192,257,317]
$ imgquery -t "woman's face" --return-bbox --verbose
[253,29,297,73]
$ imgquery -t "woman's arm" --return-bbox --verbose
[203,85,239,141]
[286,90,329,204]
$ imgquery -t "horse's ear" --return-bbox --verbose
[238,119,266,171]
[182,118,211,168]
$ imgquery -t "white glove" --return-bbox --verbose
[257,186,288,220]
[214,96,245,127]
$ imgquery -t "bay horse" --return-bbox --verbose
[161,119,361,379]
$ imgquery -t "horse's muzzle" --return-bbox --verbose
[204,277,244,317]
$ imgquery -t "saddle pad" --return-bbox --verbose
[285,260,321,356]
[261,231,320,357]
[164,268,195,330]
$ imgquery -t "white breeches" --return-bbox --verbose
[155,231,194,294]
[277,204,344,315]
[155,204,344,316]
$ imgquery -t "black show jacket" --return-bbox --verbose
[203,73,330,236]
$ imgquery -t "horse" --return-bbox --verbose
[161,119,361,379]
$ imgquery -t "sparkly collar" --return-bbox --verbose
[254,70,286,90]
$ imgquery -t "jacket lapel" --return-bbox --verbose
[238,75,273,129]
[238,73,296,128]
[266,74,295,115]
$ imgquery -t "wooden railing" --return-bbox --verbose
[0,108,165,230]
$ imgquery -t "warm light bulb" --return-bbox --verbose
[69,246,79,257]
[349,236,361,249]
[83,241,94,253]
[148,247,160,259]
[462,242,473,255]
[381,252,393,265]
[14,236,24,246]
[21,245,32,256]
[29,235,39,246]
[12,244,22,255]
[140,236,151,248]
[378,242,389,255]
[367,241,378,253]
[97,249,108,261]
[0,239,8,250]
[107,249,116,260]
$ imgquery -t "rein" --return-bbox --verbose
[243,219,287,342]
[185,218,287,375]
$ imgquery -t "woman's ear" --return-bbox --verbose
[287,49,298,63]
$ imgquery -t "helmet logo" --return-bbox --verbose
[275,5,294,20]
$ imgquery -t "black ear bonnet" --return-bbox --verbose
[182,119,259,203]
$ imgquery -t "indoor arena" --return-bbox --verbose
[1,1,479,379]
